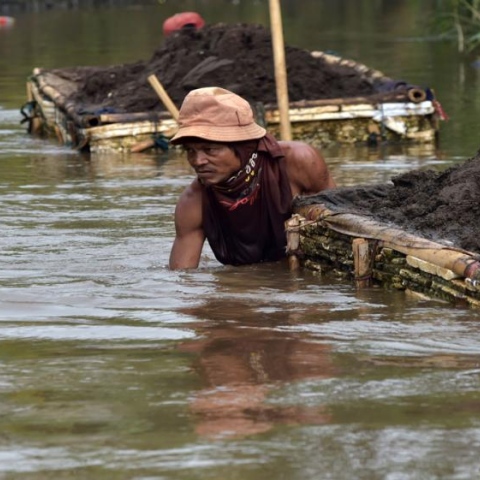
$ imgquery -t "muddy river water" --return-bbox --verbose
[1,1,480,478]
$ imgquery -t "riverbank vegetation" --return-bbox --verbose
[4,0,480,55]
[433,0,480,53]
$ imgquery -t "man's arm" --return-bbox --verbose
[280,141,336,195]
[169,180,206,270]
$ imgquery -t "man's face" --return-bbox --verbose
[183,141,241,186]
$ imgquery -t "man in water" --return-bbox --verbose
[168,87,336,269]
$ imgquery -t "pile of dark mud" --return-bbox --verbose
[48,23,389,114]
[296,152,480,253]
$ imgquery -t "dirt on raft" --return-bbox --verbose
[47,22,394,115]
[296,152,480,254]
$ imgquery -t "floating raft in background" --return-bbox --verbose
[22,51,443,153]
[24,68,178,153]
[286,204,480,308]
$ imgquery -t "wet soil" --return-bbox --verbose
[48,23,388,114]
[297,152,480,253]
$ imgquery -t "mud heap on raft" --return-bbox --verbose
[56,23,380,112]
[289,152,480,307]
[25,22,441,151]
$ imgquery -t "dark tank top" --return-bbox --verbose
[201,133,293,266]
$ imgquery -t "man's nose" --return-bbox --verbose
[190,150,208,167]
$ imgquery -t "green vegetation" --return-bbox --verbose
[434,0,480,53]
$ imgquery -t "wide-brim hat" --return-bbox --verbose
[170,87,266,144]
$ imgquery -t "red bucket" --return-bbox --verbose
[163,12,205,37]
[0,16,15,27]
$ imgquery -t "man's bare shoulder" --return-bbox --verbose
[278,140,320,163]
[178,178,202,204]
[278,140,336,195]
[175,179,203,228]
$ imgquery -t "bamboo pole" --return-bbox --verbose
[147,74,179,121]
[407,88,427,103]
[268,0,291,141]
[98,111,172,124]
[129,75,180,153]
[263,88,426,111]
[34,77,85,126]
[310,51,390,81]
[294,204,480,282]
[26,81,33,102]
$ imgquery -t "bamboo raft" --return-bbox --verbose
[22,51,443,153]
[285,204,480,308]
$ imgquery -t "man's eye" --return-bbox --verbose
[204,147,221,155]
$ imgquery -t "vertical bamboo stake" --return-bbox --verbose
[25,81,43,136]
[31,117,44,136]
[353,238,372,288]
[285,214,301,270]
[268,0,292,141]
[26,81,33,102]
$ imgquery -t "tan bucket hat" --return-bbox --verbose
[170,87,266,144]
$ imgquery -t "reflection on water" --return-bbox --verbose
[175,266,480,444]
[177,267,340,438]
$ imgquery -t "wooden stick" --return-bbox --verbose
[268,0,291,141]
[129,75,179,153]
[353,238,372,288]
[130,138,156,153]
[285,214,301,270]
[147,74,179,121]
[311,51,390,81]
